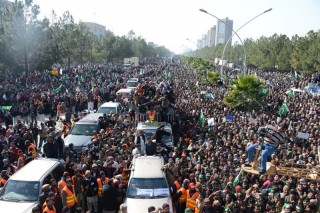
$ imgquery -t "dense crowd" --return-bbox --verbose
[0,57,320,213]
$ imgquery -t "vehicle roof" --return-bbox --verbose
[127,78,139,82]
[131,156,164,178]
[137,122,172,130]
[10,158,61,181]
[77,113,104,123]
[99,102,121,108]
[116,88,134,93]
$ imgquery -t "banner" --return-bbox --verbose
[297,132,309,139]
[307,83,320,95]
[1,106,12,110]
[207,118,215,126]
[51,69,59,75]
[226,114,233,122]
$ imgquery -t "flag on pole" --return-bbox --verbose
[295,71,301,81]
[285,89,295,97]
[80,76,85,83]
[233,169,243,188]
[278,99,289,115]
[199,109,204,127]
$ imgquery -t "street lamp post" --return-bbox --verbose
[200,9,246,78]
[221,8,272,75]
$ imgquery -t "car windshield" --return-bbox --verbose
[120,92,131,98]
[127,81,138,87]
[70,124,98,136]
[0,180,39,202]
[127,178,169,199]
[142,129,172,143]
[97,107,116,114]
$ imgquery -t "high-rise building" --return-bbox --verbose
[207,26,216,47]
[197,39,202,49]
[82,22,106,41]
[215,17,233,45]
[202,34,208,47]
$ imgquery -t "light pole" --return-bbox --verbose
[221,8,272,75]
[200,9,246,78]
[186,38,198,49]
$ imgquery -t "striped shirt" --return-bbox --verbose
[258,125,286,148]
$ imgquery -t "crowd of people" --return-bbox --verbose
[0,57,320,213]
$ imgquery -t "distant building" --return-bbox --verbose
[215,17,233,45]
[207,26,216,47]
[197,39,202,49]
[148,42,157,48]
[202,34,208,47]
[82,22,106,40]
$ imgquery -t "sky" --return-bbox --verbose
[26,0,320,54]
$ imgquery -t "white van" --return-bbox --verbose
[136,122,174,147]
[0,158,64,213]
[126,78,139,89]
[116,88,134,103]
[126,156,174,213]
[97,102,123,115]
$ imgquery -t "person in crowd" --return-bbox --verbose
[246,122,288,174]
[43,133,59,158]
[1,58,320,213]
[61,178,77,213]
[102,179,119,213]
[82,170,98,212]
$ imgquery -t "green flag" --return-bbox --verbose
[199,110,204,127]
[295,71,301,81]
[80,76,86,83]
[1,106,12,110]
[233,169,243,188]
[278,99,289,115]
[285,89,295,97]
[260,88,269,95]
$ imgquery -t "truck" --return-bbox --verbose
[124,57,139,67]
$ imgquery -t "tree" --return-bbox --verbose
[224,75,267,110]
[4,0,46,74]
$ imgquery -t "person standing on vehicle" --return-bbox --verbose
[43,133,59,158]
[145,138,157,156]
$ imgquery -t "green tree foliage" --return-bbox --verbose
[0,4,172,74]
[188,30,320,74]
[223,75,266,111]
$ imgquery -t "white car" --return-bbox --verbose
[0,158,64,213]
[126,78,139,89]
[97,102,123,115]
[126,156,174,213]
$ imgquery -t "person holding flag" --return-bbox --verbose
[245,122,288,174]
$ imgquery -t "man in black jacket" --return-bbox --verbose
[102,179,119,213]
[43,133,59,158]
[155,125,171,145]
[145,137,157,156]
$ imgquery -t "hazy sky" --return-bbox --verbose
[29,0,320,54]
